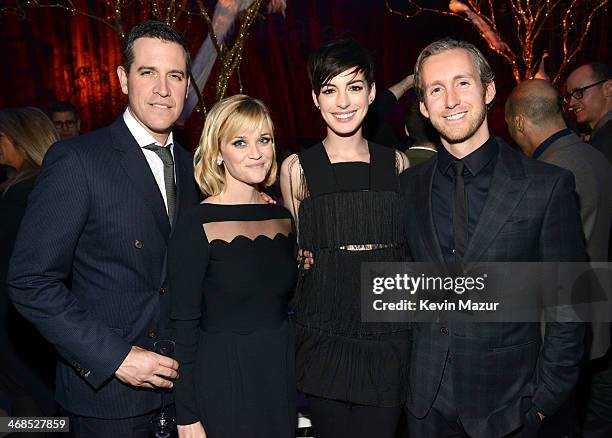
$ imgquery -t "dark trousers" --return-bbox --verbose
[307,395,401,438]
[406,357,469,438]
[68,411,157,438]
[406,358,542,438]
[580,348,612,438]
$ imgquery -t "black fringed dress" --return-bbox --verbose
[288,142,411,407]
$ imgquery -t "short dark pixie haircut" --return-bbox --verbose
[121,20,191,74]
[308,38,374,95]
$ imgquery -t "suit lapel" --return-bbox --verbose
[465,141,530,261]
[109,118,171,238]
[415,158,445,263]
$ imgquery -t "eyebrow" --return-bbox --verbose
[322,79,365,88]
[233,132,272,139]
[136,66,186,76]
[137,66,156,72]
[426,74,475,87]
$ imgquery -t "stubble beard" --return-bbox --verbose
[433,103,487,146]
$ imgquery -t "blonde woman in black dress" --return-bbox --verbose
[170,95,297,438]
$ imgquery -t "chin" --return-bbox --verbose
[438,128,470,144]
[577,115,589,125]
[246,171,269,185]
[149,115,177,129]
[330,123,362,137]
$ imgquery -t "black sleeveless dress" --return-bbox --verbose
[291,142,411,407]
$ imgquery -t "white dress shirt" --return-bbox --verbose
[123,108,175,214]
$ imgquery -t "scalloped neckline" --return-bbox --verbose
[208,231,294,245]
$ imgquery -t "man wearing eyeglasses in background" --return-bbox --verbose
[566,62,612,438]
[50,101,81,140]
[565,63,612,165]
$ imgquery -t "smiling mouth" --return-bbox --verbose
[150,103,172,109]
[333,110,357,121]
[444,111,467,121]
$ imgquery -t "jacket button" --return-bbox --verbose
[440,326,449,335]
[134,240,143,249]
[159,287,165,295]
[148,329,157,338]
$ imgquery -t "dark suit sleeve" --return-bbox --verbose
[533,170,586,416]
[7,143,131,389]
[169,209,208,425]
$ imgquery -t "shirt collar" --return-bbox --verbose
[123,108,174,149]
[409,145,437,152]
[592,110,612,137]
[437,136,498,177]
[533,128,573,159]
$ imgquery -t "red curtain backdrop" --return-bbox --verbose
[1,0,610,151]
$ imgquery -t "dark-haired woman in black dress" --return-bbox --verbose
[281,39,411,438]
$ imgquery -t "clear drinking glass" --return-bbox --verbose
[150,339,176,438]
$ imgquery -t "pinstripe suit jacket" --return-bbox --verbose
[7,117,200,419]
[399,140,586,437]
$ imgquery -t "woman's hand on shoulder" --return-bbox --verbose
[259,192,276,204]
[177,422,207,438]
[395,150,410,173]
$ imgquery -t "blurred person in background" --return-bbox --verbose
[0,106,59,433]
[50,101,80,140]
[404,100,439,165]
[565,63,612,164]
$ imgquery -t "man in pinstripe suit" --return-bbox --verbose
[400,39,586,437]
[8,21,199,437]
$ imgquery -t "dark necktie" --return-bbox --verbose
[144,144,176,225]
[452,160,468,260]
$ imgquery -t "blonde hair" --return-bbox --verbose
[414,38,494,102]
[194,94,277,196]
[0,107,59,194]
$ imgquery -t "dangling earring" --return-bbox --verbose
[216,157,223,166]
[316,105,320,110]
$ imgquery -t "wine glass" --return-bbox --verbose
[150,339,176,438]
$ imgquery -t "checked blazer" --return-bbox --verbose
[399,139,586,437]
[7,117,200,419]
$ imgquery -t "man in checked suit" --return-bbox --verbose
[8,21,199,436]
[400,39,586,437]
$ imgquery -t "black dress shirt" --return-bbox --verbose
[432,137,498,262]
